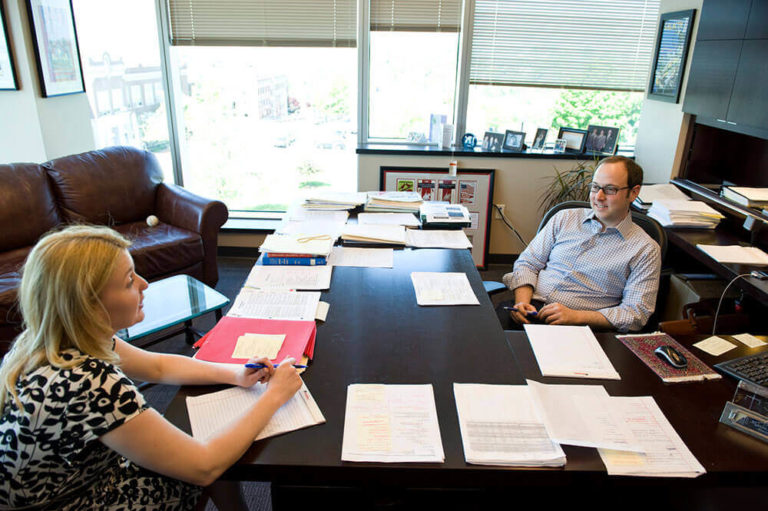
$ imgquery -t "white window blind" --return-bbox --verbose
[470,0,660,91]
[370,0,461,32]
[167,0,357,47]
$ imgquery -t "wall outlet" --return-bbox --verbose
[494,204,505,219]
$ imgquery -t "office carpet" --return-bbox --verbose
[139,256,514,510]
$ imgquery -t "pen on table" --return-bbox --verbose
[502,306,537,316]
[245,363,308,369]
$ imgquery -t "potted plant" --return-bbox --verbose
[538,157,600,214]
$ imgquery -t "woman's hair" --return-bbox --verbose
[0,225,131,411]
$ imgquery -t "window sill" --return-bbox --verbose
[222,217,282,232]
[356,143,634,159]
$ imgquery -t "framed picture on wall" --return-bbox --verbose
[647,9,695,103]
[26,0,85,97]
[0,2,18,90]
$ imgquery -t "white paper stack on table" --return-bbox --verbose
[696,244,768,265]
[303,191,367,210]
[276,206,348,240]
[227,288,323,321]
[410,272,479,306]
[721,186,768,208]
[647,199,724,228]
[342,384,444,463]
[341,224,406,246]
[453,383,566,467]
[633,183,691,211]
[364,191,423,213]
[357,212,421,227]
[327,246,394,268]
[258,233,334,266]
[405,229,472,249]
[245,263,333,290]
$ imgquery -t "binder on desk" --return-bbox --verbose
[193,316,316,364]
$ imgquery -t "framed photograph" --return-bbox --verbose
[502,130,525,152]
[0,2,18,90]
[585,125,620,155]
[553,138,567,154]
[481,131,504,153]
[557,127,587,153]
[26,0,85,97]
[647,9,695,103]
[531,128,547,150]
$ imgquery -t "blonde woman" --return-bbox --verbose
[0,225,302,510]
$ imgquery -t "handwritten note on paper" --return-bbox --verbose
[228,289,321,321]
[245,264,333,290]
[410,272,479,306]
[693,336,737,356]
[342,384,444,463]
[732,333,767,348]
[327,247,394,268]
[231,333,285,360]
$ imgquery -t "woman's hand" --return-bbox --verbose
[264,357,303,406]
[233,357,274,388]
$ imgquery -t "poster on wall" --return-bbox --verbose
[0,2,18,90]
[26,0,85,97]
[418,179,436,201]
[396,178,415,192]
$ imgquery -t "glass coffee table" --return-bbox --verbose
[117,275,230,347]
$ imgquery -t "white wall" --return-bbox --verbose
[634,0,703,183]
[0,0,94,163]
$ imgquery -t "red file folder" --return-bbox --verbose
[193,316,316,364]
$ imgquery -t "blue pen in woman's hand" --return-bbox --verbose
[245,363,308,369]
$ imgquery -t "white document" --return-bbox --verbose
[410,272,480,306]
[231,333,284,359]
[341,224,406,245]
[598,396,706,478]
[341,384,445,463]
[523,325,620,380]
[405,229,473,249]
[733,333,767,348]
[315,301,330,321]
[526,380,641,451]
[453,384,566,467]
[259,233,333,257]
[227,288,321,321]
[637,184,690,204]
[357,213,420,227]
[697,244,768,265]
[276,220,344,241]
[245,264,333,290]
[186,381,325,442]
[694,335,737,356]
[327,247,394,268]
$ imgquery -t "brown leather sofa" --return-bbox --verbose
[0,146,228,354]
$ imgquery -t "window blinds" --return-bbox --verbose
[167,0,357,47]
[470,0,660,91]
[370,0,462,32]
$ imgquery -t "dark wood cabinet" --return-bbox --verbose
[696,0,751,39]
[682,40,742,120]
[745,0,768,38]
[728,39,768,128]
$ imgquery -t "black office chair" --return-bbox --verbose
[536,200,668,331]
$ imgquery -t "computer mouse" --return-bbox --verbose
[655,345,688,369]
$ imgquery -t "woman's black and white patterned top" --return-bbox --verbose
[0,350,200,510]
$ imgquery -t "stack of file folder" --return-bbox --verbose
[303,191,366,211]
[341,224,406,247]
[364,191,423,213]
[632,183,691,212]
[258,233,333,266]
[647,199,724,228]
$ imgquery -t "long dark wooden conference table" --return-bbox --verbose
[165,248,768,509]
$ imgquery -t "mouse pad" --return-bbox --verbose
[616,333,721,383]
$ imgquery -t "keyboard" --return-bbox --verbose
[715,351,768,387]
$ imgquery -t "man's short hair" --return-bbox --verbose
[597,156,643,189]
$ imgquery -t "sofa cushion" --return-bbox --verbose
[113,222,203,281]
[0,247,30,329]
[45,146,163,225]
[0,164,61,252]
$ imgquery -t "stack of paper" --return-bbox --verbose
[303,191,367,210]
[245,264,333,290]
[453,384,566,467]
[276,206,348,240]
[227,288,322,322]
[259,233,333,266]
[327,246,394,268]
[523,324,621,380]
[364,191,423,213]
[697,244,768,265]
[633,183,690,211]
[648,199,724,228]
[342,384,444,463]
[341,224,406,246]
[357,212,421,228]
[721,186,768,208]
[405,229,472,249]
[187,380,325,442]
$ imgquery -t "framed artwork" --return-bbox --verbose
[584,125,620,155]
[0,2,18,90]
[553,138,567,154]
[502,130,525,152]
[557,127,587,153]
[647,9,695,103]
[531,128,548,150]
[481,131,504,153]
[26,0,85,97]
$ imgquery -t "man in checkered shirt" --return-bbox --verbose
[502,156,661,332]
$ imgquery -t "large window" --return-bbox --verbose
[72,0,173,182]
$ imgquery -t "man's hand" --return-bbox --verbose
[537,302,581,325]
[509,302,538,325]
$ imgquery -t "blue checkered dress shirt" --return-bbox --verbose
[503,208,661,332]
